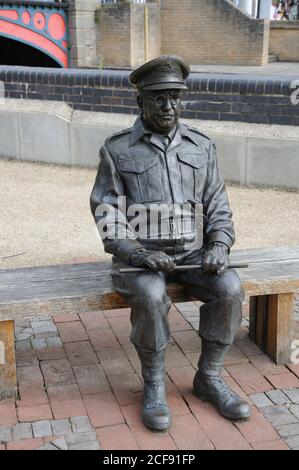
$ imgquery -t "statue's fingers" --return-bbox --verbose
[218,252,229,273]
[216,255,225,267]
[208,256,219,273]
[149,254,166,271]
[165,258,175,272]
[155,253,167,264]
[160,259,174,272]
[157,253,175,272]
[145,259,159,271]
[217,261,227,275]
[202,254,213,272]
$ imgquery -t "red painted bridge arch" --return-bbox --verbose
[0,1,69,67]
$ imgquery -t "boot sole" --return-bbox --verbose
[193,388,251,422]
[142,416,171,432]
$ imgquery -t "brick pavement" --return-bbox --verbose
[0,302,298,451]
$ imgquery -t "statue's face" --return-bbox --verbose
[140,89,182,135]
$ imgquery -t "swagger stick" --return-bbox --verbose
[119,263,249,273]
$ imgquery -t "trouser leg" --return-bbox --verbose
[111,263,171,430]
[112,265,171,352]
[197,293,241,383]
[197,291,243,377]
[177,266,244,346]
[130,288,171,353]
[176,267,250,420]
[132,312,171,432]
[197,340,229,377]
[136,348,165,381]
[199,294,243,346]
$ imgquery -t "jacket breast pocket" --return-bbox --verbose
[118,156,163,203]
[177,152,208,202]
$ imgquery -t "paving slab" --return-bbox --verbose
[2,292,298,450]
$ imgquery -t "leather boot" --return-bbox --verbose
[137,349,171,431]
[193,340,251,421]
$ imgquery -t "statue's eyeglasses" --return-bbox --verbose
[144,92,182,106]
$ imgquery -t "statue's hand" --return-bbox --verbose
[202,242,229,275]
[129,248,175,273]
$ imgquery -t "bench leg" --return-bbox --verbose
[0,320,18,400]
[249,293,294,365]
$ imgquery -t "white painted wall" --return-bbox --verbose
[233,0,275,18]
[237,0,253,15]
[259,0,274,19]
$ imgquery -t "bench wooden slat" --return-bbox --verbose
[0,246,299,320]
[0,270,299,319]
[229,245,299,262]
[0,245,298,399]
[0,286,189,321]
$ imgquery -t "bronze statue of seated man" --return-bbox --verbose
[90,55,250,431]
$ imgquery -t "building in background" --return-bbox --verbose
[0,0,298,68]
[233,0,275,18]
[233,0,299,19]
[0,0,69,67]
[233,0,259,16]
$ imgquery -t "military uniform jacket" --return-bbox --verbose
[90,117,235,263]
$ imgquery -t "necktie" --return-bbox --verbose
[160,135,171,151]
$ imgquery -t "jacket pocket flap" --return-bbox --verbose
[177,152,208,169]
[119,157,158,174]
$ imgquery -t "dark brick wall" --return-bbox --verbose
[0,66,298,126]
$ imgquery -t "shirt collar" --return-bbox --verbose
[177,122,201,146]
[129,118,145,147]
[129,117,200,148]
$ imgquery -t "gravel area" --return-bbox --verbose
[1,158,299,270]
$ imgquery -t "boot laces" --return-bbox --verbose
[145,380,166,408]
[212,376,237,401]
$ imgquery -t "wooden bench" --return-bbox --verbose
[1,245,299,400]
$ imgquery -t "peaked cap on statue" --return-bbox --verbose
[129,55,190,91]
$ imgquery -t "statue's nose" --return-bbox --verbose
[162,97,172,111]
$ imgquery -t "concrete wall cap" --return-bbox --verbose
[0,99,73,121]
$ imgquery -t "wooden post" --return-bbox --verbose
[249,295,257,340]
[249,295,268,351]
[255,295,268,350]
[266,293,294,365]
[249,293,294,365]
[0,320,17,400]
